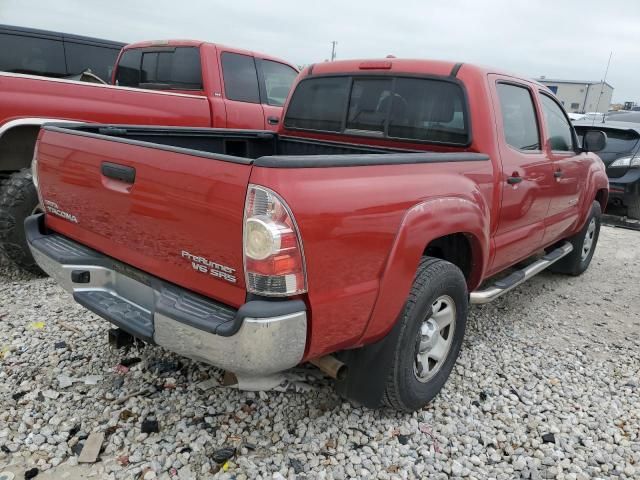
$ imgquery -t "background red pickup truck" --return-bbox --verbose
[28,58,609,411]
[0,39,298,272]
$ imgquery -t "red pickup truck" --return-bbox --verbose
[0,39,298,272]
[27,59,609,411]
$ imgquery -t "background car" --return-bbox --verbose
[575,119,640,219]
[0,24,125,82]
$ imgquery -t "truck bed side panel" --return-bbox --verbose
[250,160,494,358]
[0,73,211,127]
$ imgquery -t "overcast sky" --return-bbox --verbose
[1,0,638,102]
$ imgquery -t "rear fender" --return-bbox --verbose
[359,195,490,344]
[0,118,80,171]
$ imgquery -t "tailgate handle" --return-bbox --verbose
[101,162,136,184]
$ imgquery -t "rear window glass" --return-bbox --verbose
[346,78,392,134]
[115,47,202,90]
[284,77,350,132]
[284,75,469,144]
[0,32,66,77]
[388,78,467,143]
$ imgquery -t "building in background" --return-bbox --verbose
[537,78,614,114]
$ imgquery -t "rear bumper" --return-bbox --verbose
[26,214,307,376]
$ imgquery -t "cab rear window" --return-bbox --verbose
[115,46,202,90]
[284,77,350,132]
[284,75,469,145]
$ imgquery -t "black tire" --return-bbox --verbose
[0,169,44,274]
[625,193,640,221]
[383,257,468,412]
[549,201,601,276]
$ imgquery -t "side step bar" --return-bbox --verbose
[470,242,573,304]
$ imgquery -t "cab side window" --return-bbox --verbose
[540,94,574,151]
[496,83,540,151]
[260,60,298,107]
[221,52,260,103]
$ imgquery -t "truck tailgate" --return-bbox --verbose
[36,127,250,307]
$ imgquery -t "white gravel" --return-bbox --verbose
[1,225,639,480]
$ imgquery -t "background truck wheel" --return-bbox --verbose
[549,201,601,276]
[625,193,640,220]
[382,257,468,412]
[0,169,44,274]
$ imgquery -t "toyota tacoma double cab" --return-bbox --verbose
[27,59,609,411]
[0,39,298,272]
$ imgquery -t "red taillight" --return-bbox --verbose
[243,185,307,296]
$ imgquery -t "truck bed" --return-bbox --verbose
[35,123,489,315]
[49,123,414,160]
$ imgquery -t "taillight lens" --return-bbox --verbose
[31,143,39,190]
[31,143,45,208]
[243,185,307,296]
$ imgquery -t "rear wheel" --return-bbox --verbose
[0,169,44,274]
[549,201,601,276]
[382,257,468,412]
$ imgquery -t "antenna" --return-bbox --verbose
[591,51,613,126]
[330,41,338,61]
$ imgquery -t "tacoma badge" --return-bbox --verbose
[44,200,78,224]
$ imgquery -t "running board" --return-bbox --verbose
[470,242,573,304]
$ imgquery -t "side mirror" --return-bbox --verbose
[583,130,607,152]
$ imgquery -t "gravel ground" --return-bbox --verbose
[1,225,639,480]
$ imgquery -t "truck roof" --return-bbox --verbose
[123,39,298,69]
[308,58,461,77]
[306,58,544,89]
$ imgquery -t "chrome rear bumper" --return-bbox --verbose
[26,214,307,376]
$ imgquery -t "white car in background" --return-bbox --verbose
[568,112,586,122]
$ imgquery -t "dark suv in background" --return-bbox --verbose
[575,114,640,220]
[0,24,125,82]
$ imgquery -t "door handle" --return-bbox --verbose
[101,162,136,184]
[267,116,279,125]
[554,170,563,178]
[506,175,522,185]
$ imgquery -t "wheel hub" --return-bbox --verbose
[414,295,456,383]
[581,218,596,261]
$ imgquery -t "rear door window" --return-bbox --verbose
[284,77,350,132]
[221,52,260,103]
[284,75,469,144]
[496,83,541,151]
[0,32,66,77]
[259,59,298,106]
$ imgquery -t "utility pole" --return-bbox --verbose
[330,41,337,61]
